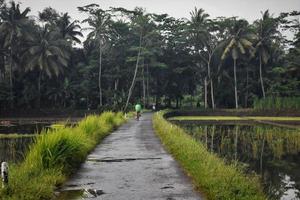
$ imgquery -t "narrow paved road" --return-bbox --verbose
[58,113,203,200]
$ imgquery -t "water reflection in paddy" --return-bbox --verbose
[178,123,300,200]
[0,136,35,163]
[0,122,50,163]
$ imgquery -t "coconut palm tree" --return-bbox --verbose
[189,8,210,108]
[83,9,112,107]
[0,1,31,108]
[123,8,152,112]
[23,25,70,108]
[221,19,255,109]
[254,10,279,98]
[56,13,83,44]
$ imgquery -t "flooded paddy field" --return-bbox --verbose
[172,118,300,200]
[0,118,80,163]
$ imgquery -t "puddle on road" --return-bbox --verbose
[161,186,174,190]
[56,189,105,200]
[87,157,162,163]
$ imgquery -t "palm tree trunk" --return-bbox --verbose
[99,39,103,107]
[142,58,146,106]
[38,71,42,109]
[114,79,119,106]
[245,67,249,107]
[204,77,208,109]
[146,63,150,106]
[124,33,143,112]
[259,54,266,99]
[99,38,103,107]
[9,39,13,109]
[233,59,238,109]
[207,56,215,109]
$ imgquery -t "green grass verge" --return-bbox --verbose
[169,116,245,121]
[0,111,126,200]
[169,116,300,121]
[153,111,266,200]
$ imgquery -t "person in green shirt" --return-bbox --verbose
[135,103,142,120]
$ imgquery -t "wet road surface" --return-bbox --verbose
[58,113,203,200]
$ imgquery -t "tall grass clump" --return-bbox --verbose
[153,111,266,200]
[0,112,126,200]
[254,97,300,111]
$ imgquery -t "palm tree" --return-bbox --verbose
[83,9,112,107]
[0,1,31,108]
[254,10,278,98]
[23,25,70,108]
[221,19,255,109]
[56,13,83,44]
[189,8,210,108]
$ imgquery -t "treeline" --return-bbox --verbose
[0,1,299,111]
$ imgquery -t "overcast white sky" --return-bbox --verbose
[15,0,300,42]
[17,0,300,22]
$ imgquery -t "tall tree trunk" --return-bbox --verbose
[98,38,103,107]
[38,71,42,109]
[245,67,249,108]
[233,59,238,109]
[124,33,143,112]
[207,56,215,109]
[204,77,208,109]
[114,78,119,106]
[146,63,150,106]
[142,58,146,107]
[259,54,266,99]
[9,39,13,109]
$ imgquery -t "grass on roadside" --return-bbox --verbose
[169,116,300,121]
[153,111,266,200]
[0,112,126,200]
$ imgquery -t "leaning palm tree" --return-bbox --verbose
[0,1,31,108]
[221,19,255,109]
[254,10,279,98]
[23,25,70,108]
[123,8,152,112]
[83,9,112,107]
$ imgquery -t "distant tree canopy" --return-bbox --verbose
[0,1,299,111]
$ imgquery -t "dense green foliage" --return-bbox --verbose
[254,97,300,111]
[153,111,266,199]
[0,112,126,200]
[0,1,299,111]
